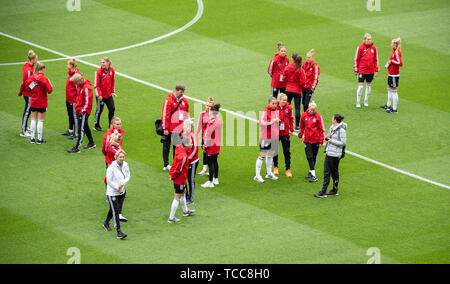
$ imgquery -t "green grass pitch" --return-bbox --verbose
[0,0,449,264]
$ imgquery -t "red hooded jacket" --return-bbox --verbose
[170,145,190,185]
[268,54,289,89]
[27,72,53,108]
[354,43,379,74]
[75,79,93,115]
[283,63,306,94]
[386,49,402,76]
[203,116,222,155]
[18,62,34,97]
[95,66,115,99]
[66,68,81,104]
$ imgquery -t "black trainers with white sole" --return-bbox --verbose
[36,139,47,145]
[103,223,112,231]
[117,230,127,239]
[67,147,80,154]
[84,143,96,150]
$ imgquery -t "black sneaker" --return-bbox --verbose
[67,147,80,154]
[84,143,96,150]
[93,126,104,132]
[380,104,389,109]
[103,223,112,231]
[117,230,127,240]
[61,130,71,136]
[30,138,35,144]
[305,172,312,179]
[309,175,318,183]
[314,192,327,198]
[36,139,47,144]
[68,135,77,140]
[327,191,339,196]
[387,108,398,114]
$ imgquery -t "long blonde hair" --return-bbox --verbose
[393,37,402,51]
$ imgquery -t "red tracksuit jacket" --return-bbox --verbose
[268,54,289,89]
[386,49,402,76]
[102,128,125,156]
[170,145,190,185]
[66,68,81,104]
[185,131,199,164]
[283,63,306,94]
[75,79,93,115]
[277,102,294,137]
[161,92,189,134]
[302,60,320,90]
[260,105,279,141]
[298,111,325,144]
[354,43,379,74]
[18,62,34,97]
[204,116,222,155]
[196,111,209,140]
[95,66,115,99]
[27,72,53,109]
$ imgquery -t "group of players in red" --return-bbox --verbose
[16,32,403,232]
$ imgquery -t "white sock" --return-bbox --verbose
[392,90,398,110]
[256,157,264,177]
[169,198,180,219]
[356,85,363,104]
[266,156,273,175]
[37,120,44,140]
[364,84,371,104]
[311,170,316,177]
[202,165,207,171]
[180,195,188,212]
[30,119,37,139]
[386,88,392,107]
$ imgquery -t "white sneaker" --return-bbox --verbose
[163,165,171,171]
[254,176,265,183]
[197,170,209,176]
[20,131,31,138]
[119,214,128,222]
[201,181,214,188]
[265,173,279,180]
[364,101,369,107]
[168,217,180,223]
[213,178,219,185]
[356,103,361,108]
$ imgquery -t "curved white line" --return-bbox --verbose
[0,0,203,66]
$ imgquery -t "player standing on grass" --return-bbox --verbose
[103,150,130,239]
[354,33,379,108]
[273,93,294,178]
[196,97,215,176]
[18,50,38,138]
[26,62,53,145]
[283,53,305,130]
[67,74,96,153]
[298,102,325,183]
[268,42,289,98]
[183,118,199,204]
[201,104,223,188]
[62,59,81,140]
[168,137,196,223]
[94,57,117,131]
[254,97,280,183]
[301,49,320,112]
[161,84,189,171]
[381,38,403,114]
[314,114,346,198]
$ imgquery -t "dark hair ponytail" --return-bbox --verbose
[334,114,344,123]
[210,104,221,113]
[292,53,302,70]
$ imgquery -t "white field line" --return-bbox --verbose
[1,31,449,191]
[0,0,204,66]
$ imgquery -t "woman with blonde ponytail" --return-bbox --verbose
[381,38,403,113]
[18,50,38,137]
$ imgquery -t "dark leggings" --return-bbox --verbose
[187,161,199,202]
[286,91,302,128]
[66,101,78,133]
[273,135,291,170]
[207,154,219,182]
[94,96,115,127]
[302,89,314,112]
[21,96,31,133]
